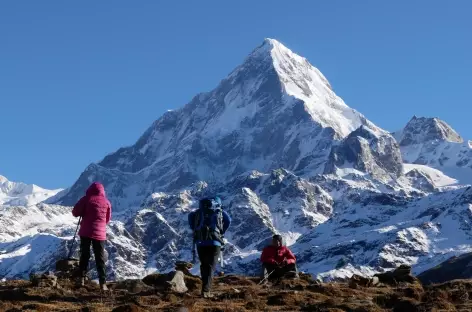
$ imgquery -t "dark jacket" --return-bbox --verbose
[188,206,231,247]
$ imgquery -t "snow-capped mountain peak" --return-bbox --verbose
[0,175,63,207]
[393,116,472,185]
[0,175,8,184]
[57,38,381,210]
[233,38,375,138]
[394,116,463,146]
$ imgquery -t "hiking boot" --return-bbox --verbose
[76,277,85,287]
[202,291,214,298]
[100,283,108,291]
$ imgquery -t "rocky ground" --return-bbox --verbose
[1,272,472,312]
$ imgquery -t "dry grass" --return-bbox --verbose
[0,275,471,311]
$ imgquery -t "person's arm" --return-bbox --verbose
[106,201,111,224]
[261,247,276,265]
[72,197,86,217]
[284,247,296,264]
[222,211,231,233]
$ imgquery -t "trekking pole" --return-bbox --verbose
[258,269,276,285]
[67,217,81,259]
[220,246,224,268]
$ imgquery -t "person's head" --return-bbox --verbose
[199,196,222,210]
[272,234,283,247]
[86,182,106,197]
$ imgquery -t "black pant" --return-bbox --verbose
[262,263,297,280]
[79,236,107,284]
[197,245,221,293]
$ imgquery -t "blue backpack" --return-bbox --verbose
[193,197,225,245]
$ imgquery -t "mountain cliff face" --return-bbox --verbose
[324,125,403,182]
[0,39,471,282]
[394,116,463,146]
[394,117,472,185]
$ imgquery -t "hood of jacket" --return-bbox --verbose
[85,182,106,197]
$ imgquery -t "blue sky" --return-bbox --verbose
[1,1,470,189]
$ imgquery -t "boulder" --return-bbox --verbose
[30,271,58,288]
[174,261,193,276]
[142,270,188,293]
[167,271,188,293]
[55,258,80,279]
[55,258,79,272]
[349,274,372,288]
[374,265,418,286]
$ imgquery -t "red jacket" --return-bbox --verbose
[260,245,296,265]
[72,182,111,241]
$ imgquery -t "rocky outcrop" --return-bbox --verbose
[395,116,463,146]
[324,125,403,181]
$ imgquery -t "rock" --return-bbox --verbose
[142,270,188,293]
[175,261,193,269]
[324,125,403,182]
[370,276,380,286]
[167,271,188,293]
[174,261,193,276]
[374,265,418,286]
[349,274,372,288]
[112,279,153,293]
[55,258,79,273]
[29,271,58,287]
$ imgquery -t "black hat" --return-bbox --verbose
[273,234,283,242]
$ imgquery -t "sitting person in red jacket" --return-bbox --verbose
[260,234,298,281]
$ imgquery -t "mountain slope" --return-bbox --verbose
[293,184,472,281]
[394,116,472,185]
[0,175,62,207]
[55,38,378,211]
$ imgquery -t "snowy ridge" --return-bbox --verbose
[0,175,62,207]
[394,116,463,146]
[394,117,472,185]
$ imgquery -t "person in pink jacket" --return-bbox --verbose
[72,182,111,290]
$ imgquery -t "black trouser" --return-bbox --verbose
[197,245,221,293]
[262,263,297,280]
[79,236,107,284]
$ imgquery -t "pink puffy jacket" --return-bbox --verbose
[72,182,111,241]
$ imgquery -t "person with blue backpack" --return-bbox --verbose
[188,196,231,298]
